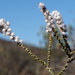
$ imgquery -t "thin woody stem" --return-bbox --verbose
[47,32,52,67]
[46,67,55,75]
[57,57,75,75]
[52,28,71,58]
[18,44,47,67]
[60,29,72,53]
[17,43,55,75]
[63,38,72,53]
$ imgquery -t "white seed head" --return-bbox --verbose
[52,10,58,15]
[46,27,52,32]
[46,10,50,14]
[19,40,23,43]
[11,32,15,36]
[2,28,6,33]
[60,23,65,27]
[47,22,51,26]
[7,28,12,32]
[6,32,10,36]
[50,19,54,23]
[51,24,55,28]
[5,26,9,29]
[56,21,61,24]
[54,16,57,19]
[14,38,19,43]
[10,36,14,40]
[39,2,45,8]
[59,25,63,27]
[56,16,61,19]
[48,16,52,20]
[0,19,5,26]
[62,32,66,35]
[0,18,5,23]
[54,13,57,17]
[44,12,47,16]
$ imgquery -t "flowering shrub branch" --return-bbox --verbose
[0,2,75,75]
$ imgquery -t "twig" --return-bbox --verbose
[47,32,52,67]
[57,57,75,75]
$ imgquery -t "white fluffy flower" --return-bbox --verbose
[11,32,15,36]
[10,36,14,40]
[5,26,9,29]
[46,10,50,14]
[48,16,52,20]
[7,28,12,32]
[62,32,66,35]
[14,38,19,43]
[19,40,23,43]
[39,2,45,8]
[0,19,5,26]
[2,28,6,33]
[51,24,55,28]
[5,32,10,36]
[56,16,61,20]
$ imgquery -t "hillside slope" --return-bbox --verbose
[0,39,75,75]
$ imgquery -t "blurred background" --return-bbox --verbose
[0,0,75,75]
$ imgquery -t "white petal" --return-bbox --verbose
[50,19,54,23]
[11,32,15,36]
[14,38,19,43]
[44,13,47,16]
[62,32,66,35]
[5,26,9,29]
[6,32,10,36]
[56,16,61,19]
[48,16,52,19]
[39,2,45,8]
[10,36,14,40]
[2,28,6,33]
[46,10,50,13]
[19,40,23,43]
[47,22,51,26]
[7,28,12,32]
[51,24,55,28]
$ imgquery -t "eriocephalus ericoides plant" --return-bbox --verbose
[0,2,75,75]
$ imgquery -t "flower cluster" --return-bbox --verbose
[0,18,23,44]
[39,3,56,33]
[39,3,67,38]
[51,11,67,38]
[39,2,75,75]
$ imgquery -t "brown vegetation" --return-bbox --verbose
[0,39,75,75]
